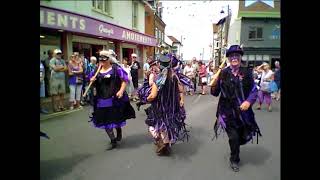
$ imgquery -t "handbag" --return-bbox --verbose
[201,77,207,83]
[269,81,278,93]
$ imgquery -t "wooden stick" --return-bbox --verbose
[208,58,227,86]
[82,65,102,97]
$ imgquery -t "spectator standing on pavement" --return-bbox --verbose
[85,56,97,105]
[274,61,281,101]
[49,49,67,112]
[130,53,141,101]
[40,59,48,114]
[210,45,261,172]
[183,61,195,95]
[42,49,53,97]
[207,62,215,88]
[198,61,208,95]
[79,53,90,106]
[191,57,199,93]
[68,55,84,110]
[143,56,151,79]
[89,50,135,150]
[256,62,274,112]
[121,57,133,99]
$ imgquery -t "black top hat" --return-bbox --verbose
[226,45,244,57]
[158,54,171,68]
[159,54,171,63]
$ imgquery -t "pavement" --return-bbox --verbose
[40,92,280,180]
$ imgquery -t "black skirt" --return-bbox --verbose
[93,100,136,127]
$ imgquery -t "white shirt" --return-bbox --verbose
[143,63,150,72]
[121,65,132,81]
[183,66,194,77]
[260,70,273,91]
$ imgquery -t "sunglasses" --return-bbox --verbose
[228,54,241,60]
[99,56,109,61]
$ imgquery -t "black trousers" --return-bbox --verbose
[193,77,197,92]
[225,121,245,163]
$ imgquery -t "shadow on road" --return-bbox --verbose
[240,146,272,166]
[119,133,151,149]
[171,126,205,162]
[40,153,91,180]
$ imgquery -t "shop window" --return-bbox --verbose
[263,55,270,61]
[248,55,255,61]
[256,55,262,60]
[92,0,111,16]
[242,55,248,61]
[132,1,138,29]
[249,27,263,40]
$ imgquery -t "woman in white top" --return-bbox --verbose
[183,62,195,95]
[256,63,274,112]
[121,57,133,99]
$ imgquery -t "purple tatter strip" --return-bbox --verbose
[218,114,226,129]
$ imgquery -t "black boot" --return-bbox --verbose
[116,128,122,141]
[107,139,117,150]
[136,101,143,111]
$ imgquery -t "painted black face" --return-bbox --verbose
[99,56,109,61]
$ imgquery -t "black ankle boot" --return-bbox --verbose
[136,102,142,111]
[116,128,122,141]
[107,139,117,150]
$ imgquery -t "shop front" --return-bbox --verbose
[241,47,280,68]
[40,6,157,62]
[40,5,157,100]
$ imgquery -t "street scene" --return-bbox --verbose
[40,0,280,179]
[40,96,280,180]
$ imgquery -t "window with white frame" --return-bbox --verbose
[92,0,111,15]
[132,1,138,29]
[161,32,164,43]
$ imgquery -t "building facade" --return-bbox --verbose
[167,36,182,57]
[40,0,157,81]
[144,0,156,59]
[237,0,280,67]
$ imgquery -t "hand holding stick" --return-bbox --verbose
[82,65,102,97]
[209,58,227,86]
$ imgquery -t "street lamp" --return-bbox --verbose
[217,5,231,66]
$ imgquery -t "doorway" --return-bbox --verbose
[122,48,134,64]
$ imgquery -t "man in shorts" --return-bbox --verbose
[49,49,67,112]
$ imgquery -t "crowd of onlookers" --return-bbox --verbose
[40,49,142,114]
[40,49,281,114]
[179,58,281,112]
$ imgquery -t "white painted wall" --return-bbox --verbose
[228,18,241,47]
[40,0,145,33]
